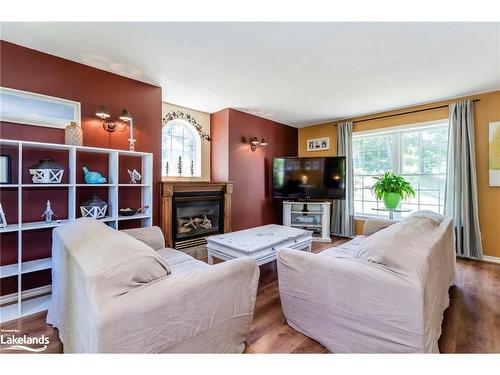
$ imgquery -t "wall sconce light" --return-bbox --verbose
[96,106,135,151]
[248,137,268,152]
[96,105,127,133]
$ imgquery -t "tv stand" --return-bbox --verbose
[283,201,332,243]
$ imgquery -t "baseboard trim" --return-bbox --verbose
[0,285,52,306]
[481,256,500,265]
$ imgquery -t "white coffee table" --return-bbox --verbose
[206,224,312,266]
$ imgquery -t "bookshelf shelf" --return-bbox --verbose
[0,138,153,323]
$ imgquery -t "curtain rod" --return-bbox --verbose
[334,99,481,125]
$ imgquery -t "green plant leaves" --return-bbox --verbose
[371,171,416,200]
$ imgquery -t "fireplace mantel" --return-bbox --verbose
[160,181,233,248]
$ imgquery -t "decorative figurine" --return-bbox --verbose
[177,156,183,176]
[190,160,194,177]
[80,195,108,219]
[29,158,64,184]
[82,167,107,184]
[41,200,58,224]
[165,161,169,176]
[127,169,142,184]
[0,203,7,228]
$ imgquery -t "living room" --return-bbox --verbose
[1,1,499,373]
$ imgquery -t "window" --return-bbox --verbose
[162,119,201,177]
[353,121,448,218]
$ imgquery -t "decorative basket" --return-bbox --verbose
[80,195,108,219]
[65,121,83,146]
[29,158,64,184]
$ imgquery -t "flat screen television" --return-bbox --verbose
[272,157,346,200]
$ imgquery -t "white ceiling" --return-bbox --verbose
[1,22,499,127]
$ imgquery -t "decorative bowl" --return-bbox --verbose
[119,208,138,216]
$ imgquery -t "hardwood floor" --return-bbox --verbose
[1,238,499,354]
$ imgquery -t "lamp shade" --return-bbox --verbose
[96,105,110,119]
[119,109,132,121]
[260,138,268,146]
[250,137,260,145]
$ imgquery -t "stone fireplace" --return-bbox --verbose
[161,182,233,251]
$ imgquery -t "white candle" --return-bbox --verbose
[129,118,134,141]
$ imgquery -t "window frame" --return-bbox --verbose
[353,119,449,220]
[161,119,202,178]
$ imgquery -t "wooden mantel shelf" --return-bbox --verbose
[160,181,233,248]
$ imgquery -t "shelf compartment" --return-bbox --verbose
[0,231,18,272]
[22,186,69,223]
[76,151,111,184]
[118,154,144,184]
[22,147,69,184]
[0,142,19,184]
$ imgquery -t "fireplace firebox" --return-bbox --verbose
[173,192,224,248]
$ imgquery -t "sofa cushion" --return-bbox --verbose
[320,235,367,258]
[54,218,171,299]
[355,212,445,273]
[157,248,209,276]
[122,226,165,250]
[362,217,396,236]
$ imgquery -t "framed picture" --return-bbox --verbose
[306,137,330,151]
[489,121,500,186]
[0,155,12,184]
[0,87,81,129]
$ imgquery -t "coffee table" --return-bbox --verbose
[206,224,312,265]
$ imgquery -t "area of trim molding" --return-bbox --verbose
[481,255,500,265]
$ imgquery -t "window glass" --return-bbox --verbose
[353,122,448,218]
[162,120,201,177]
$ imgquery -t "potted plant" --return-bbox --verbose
[372,171,416,209]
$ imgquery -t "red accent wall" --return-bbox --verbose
[211,108,298,230]
[0,41,162,224]
[0,41,162,296]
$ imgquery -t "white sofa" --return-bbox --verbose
[47,218,260,353]
[277,211,456,353]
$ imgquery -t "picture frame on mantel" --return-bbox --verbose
[0,87,81,129]
[307,137,330,151]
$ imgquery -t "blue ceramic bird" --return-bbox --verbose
[83,167,107,184]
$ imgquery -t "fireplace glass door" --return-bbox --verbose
[173,195,222,242]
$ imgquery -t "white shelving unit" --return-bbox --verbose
[0,138,153,323]
[283,201,332,243]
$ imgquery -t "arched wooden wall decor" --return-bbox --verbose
[162,110,211,141]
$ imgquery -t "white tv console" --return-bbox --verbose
[283,200,331,243]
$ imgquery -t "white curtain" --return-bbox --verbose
[445,100,483,259]
[332,122,355,237]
